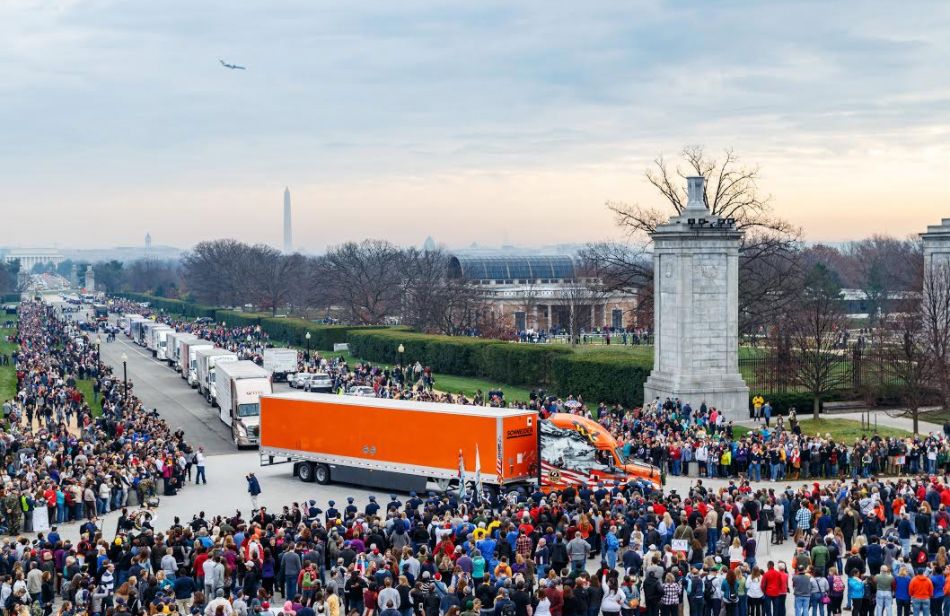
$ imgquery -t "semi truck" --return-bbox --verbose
[146,324,172,357]
[169,333,198,372]
[180,338,214,386]
[259,393,662,495]
[262,348,298,382]
[216,360,272,448]
[128,318,149,344]
[140,321,165,348]
[155,328,175,362]
[195,347,238,405]
[120,314,143,336]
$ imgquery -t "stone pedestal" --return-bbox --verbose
[922,218,950,271]
[643,177,749,419]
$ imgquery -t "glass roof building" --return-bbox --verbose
[448,255,576,283]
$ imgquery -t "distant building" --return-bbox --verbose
[2,248,64,270]
[283,187,293,253]
[447,254,638,332]
[423,236,437,251]
[145,233,152,259]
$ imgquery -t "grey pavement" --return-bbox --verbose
[97,330,291,455]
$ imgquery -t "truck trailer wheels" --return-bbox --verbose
[297,462,331,485]
[298,462,315,482]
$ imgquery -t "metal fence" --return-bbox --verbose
[738,348,901,396]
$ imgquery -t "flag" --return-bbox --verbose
[457,449,467,501]
[475,444,483,501]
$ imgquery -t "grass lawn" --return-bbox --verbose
[738,418,910,442]
[75,378,103,417]
[322,350,534,402]
[0,319,17,404]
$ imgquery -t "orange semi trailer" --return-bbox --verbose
[259,393,661,495]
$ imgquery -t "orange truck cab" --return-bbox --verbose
[259,393,662,497]
[542,413,662,491]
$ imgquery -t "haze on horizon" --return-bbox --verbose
[2,1,950,251]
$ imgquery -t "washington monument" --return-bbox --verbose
[283,187,293,253]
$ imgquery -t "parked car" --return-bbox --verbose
[346,385,376,398]
[304,373,333,393]
[289,372,310,389]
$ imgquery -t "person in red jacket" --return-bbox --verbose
[761,561,787,616]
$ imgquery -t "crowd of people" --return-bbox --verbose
[1,301,198,538]
[1,297,937,616]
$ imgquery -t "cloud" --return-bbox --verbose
[1,0,950,248]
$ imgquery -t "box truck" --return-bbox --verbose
[195,347,238,404]
[262,348,298,382]
[217,361,272,448]
[180,338,214,386]
[259,393,662,495]
[140,321,165,348]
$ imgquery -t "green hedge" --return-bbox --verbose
[1,293,18,304]
[349,329,576,388]
[115,293,217,319]
[550,353,651,407]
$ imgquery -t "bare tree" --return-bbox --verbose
[318,240,407,324]
[248,246,307,316]
[846,236,921,325]
[607,146,802,336]
[391,247,489,335]
[553,262,610,346]
[579,242,652,329]
[878,312,938,433]
[787,263,851,420]
[922,260,950,409]
[181,239,258,307]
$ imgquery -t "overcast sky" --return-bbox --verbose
[3,1,950,251]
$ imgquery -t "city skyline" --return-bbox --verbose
[3,2,950,249]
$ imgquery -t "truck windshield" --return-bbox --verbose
[614,448,627,465]
[237,403,260,417]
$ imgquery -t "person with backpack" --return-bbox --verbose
[641,571,662,616]
[686,567,706,616]
[826,567,845,616]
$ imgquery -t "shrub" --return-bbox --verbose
[549,352,652,407]
[346,330,569,386]
[115,293,217,319]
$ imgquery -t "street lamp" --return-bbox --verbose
[95,336,102,365]
[121,352,128,409]
[397,343,405,366]
[305,331,311,361]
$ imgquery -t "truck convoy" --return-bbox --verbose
[262,348,298,382]
[216,361,272,447]
[195,348,238,405]
[259,393,661,495]
[180,338,214,386]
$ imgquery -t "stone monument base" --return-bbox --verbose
[643,372,750,420]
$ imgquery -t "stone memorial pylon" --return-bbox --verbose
[642,176,750,418]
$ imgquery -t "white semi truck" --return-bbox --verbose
[195,347,238,405]
[180,338,214,386]
[146,324,172,357]
[216,360,271,448]
[170,333,198,373]
[262,348,298,382]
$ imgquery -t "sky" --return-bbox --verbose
[2,0,950,252]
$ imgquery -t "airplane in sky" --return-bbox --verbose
[219,59,246,70]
